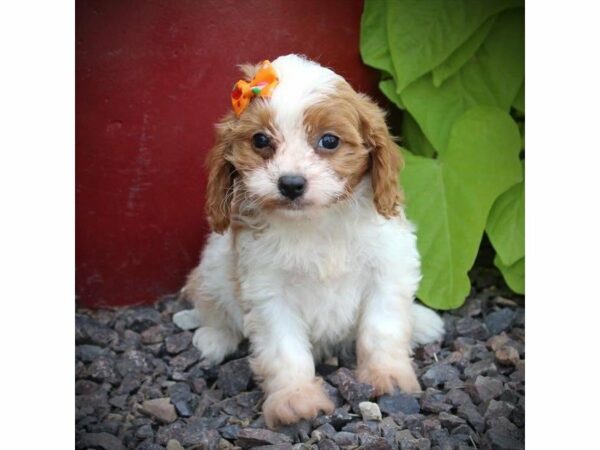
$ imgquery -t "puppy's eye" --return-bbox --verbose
[252,133,271,149]
[318,134,340,151]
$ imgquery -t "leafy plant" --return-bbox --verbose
[361,0,525,309]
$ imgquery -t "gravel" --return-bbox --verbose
[76,268,524,449]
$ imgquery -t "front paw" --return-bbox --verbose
[262,379,335,428]
[357,362,421,396]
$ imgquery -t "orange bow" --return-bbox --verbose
[231,60,279,117]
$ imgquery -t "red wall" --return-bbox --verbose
[76,0,383,307]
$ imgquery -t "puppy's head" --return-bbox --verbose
[206,54,402,233]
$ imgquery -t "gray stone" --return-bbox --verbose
[359,401,382,421]
[236,428,293,449]
[357,437,392,449]
[378,391,421,415]
[420,389,452,413]
[333,431,359,446]
[455,317,489,340]
[165,331,193,354]
[86,356,120,384]
[77,432,125,450]
[421,363,460,388]
[466,376,504,403]
[485,309,516,335]
[457,403,485,432]
[170,348,201,371]
[327,368,374,412]
[445,388,471,407]
[115,349,153,377]
[318,439,340,450]
[438,412,466,430]
[464,358,498,379]
[217,357,254,396]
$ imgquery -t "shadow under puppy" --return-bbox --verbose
[178,55,444,428]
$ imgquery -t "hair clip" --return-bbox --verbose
[231,60,279,117]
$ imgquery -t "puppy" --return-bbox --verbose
[181,54,444,427]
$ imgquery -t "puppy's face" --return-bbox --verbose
[206,55,402,232]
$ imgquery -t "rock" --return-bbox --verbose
[236,428,293,448]
[76,315,119,346]
[318,439,340,450]
[378,391,420,415]
[86,356,120,384]
[217,357,253,396]
[466,376,504,404]
[76,379,99,395]
[277,420,312,442]
[342,420,378,434]
[464,358,497,379]
[438,412,466,430]
[495,345,520,366]
[312,423,337,441]
[156,418,228,446]
[77,432,125,450]
[420,389,452,414]
[396,429,427,450]
[165,331,193,355]
[121,306,162,332]
[252,445,294,450]
[115,349,153,377]
[457,403,485,432]
[333,431,359,446]
[483,400,515,422]
[136,424,154,439]
[359,401,382,421]
[141,325,166,344]
[484,308,515,335]
[455,317,489,340]
[357,437,392,449]
[140,398,178,424]
[421,363,460,388]
[109,394,128,410]
[77,344,110,363]
[170,348,201,372]
[166,440,184,450]
[322,381,345,407]
[327,368,374,412]
[422,416,441,434]
[311,407,353,429]
[192,377,207,394]
[485,419,523,449]
[486,332,511,351]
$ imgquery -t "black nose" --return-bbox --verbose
[278,175,306,200]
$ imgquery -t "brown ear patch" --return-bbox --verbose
[303,81,402,215]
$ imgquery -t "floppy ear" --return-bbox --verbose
[356,93,403,217]
[205,115,236,233]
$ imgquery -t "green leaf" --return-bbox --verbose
[486,181,524,266]
[512,81,525,114]
[401,106,522,309]
[385,0,523,94]
[401,113,436,158]
[379,79,405,109]
[360,0,395,77]
[431,16,496,87]
[495,255,525,294]
[401,8,525,153]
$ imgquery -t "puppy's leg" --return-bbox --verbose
[356,285,421,395]
[182,235,244,365]
[245,301,334,428]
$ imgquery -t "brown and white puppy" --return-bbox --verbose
[178,54,444,428]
